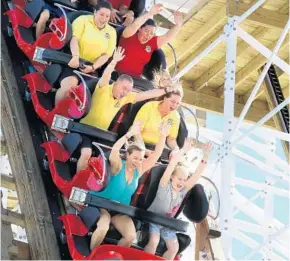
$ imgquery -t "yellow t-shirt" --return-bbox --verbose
[134,101,180,145]
[81,84,137,130]
[72,15,116,63]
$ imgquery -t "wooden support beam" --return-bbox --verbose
[183,0,213,24]
[1,34,60,260]
[195,220,215,260]
[176,28,224,75]
[1,173,16,190]
[191,27,268,91]
[227,1,289,29]
[1,208,25,227]
[168,7,227,69]
[182,85,276,128]
[216,41,289,98]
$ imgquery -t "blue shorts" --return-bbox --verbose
[149,223,177,241]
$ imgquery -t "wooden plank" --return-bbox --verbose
[182,85,276,128]
[167,7,227,69]
[1,35,60,260]
[176,28,224,75]
[191,27,269,91]
[1,208,25,227]
[183,0,213,24]
[227,1,289,29]
[216,41,289,98]
[1,173,16,190]
[1,221,15,260]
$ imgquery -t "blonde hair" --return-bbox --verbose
[172,165,189,179]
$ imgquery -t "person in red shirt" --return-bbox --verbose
[115,3,183,78]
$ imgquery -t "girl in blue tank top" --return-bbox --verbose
[89,121,171,251]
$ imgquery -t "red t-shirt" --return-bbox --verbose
[109,0,132,9]
[116,34,158,78]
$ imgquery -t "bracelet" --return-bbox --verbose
[72,54,79,57]
[201,159,207,164]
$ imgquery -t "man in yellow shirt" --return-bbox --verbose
[55,1,117,104]
[77,47,174,171]
[133,89,183,154]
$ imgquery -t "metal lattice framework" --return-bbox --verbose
[173,0,290,259]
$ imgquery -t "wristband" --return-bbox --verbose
[73,54,79,57]
[201,159,207,164]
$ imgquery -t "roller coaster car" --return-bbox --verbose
[5,0,71,72]
[59,165,209,260]
[41,139,112,199]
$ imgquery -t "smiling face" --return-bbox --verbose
[171,168,188,192]
[126,149,145,169]
[112,78,133,99]
[138,25,156,44]
[163,93,182,113]
[94,7,111,29]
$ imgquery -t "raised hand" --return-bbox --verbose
[111,9,121,24]
[127,121,142,137]
[149,3,163,15]
[182,138,195,154]
[122,11,134,26]
[173,11,183,26]
[113,47,125,63]
[159,120,172,137]
[202,142,214,158]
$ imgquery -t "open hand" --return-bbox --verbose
[113,47,125,63]
[159,120,172,137]
[182,138,195,154]
[122,11,134,26]
[127,121,142,137]
[173,11,183,26]
[202,142,214,158]
[111,9,121,24]
[149,3,163,15]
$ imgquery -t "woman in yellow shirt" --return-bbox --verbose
[55,0,117,105]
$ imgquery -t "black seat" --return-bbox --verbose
[143,49,167,81]
[129,0,145,18]
[66,10,92,23]
[18,26,35,44]
[25,0,45,23]
[54,160,72,181]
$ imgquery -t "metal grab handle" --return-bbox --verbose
[92,142,107,185]
[72,70,87,111]
[54,3,68,42]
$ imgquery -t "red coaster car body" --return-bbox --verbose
[23,72,90,139]
[6,2,69,72]
[42,141,107,199]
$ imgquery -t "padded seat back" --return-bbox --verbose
[129,0,145,18]
[25,0,45,22]
[134,165,167,210]
[66,10,92,23]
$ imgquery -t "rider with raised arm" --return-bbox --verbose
[55,0,116,105]
[144,141,214,260]
[77,47,175,172]
[115,3,183,78]
[89,121,171,251]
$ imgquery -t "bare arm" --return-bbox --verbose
[122,4,163,38]
[167,136,179,150]
[140,121,171,175]
[184,142,214,191]
[98,47,125,88]
[157,12,183,48]
[109,122,142,174]
[92,54,110,71]
[70,36,79,56]
[134,88,168,103]
[160,148,185,187]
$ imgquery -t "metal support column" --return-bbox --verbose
[219,16,238,260]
